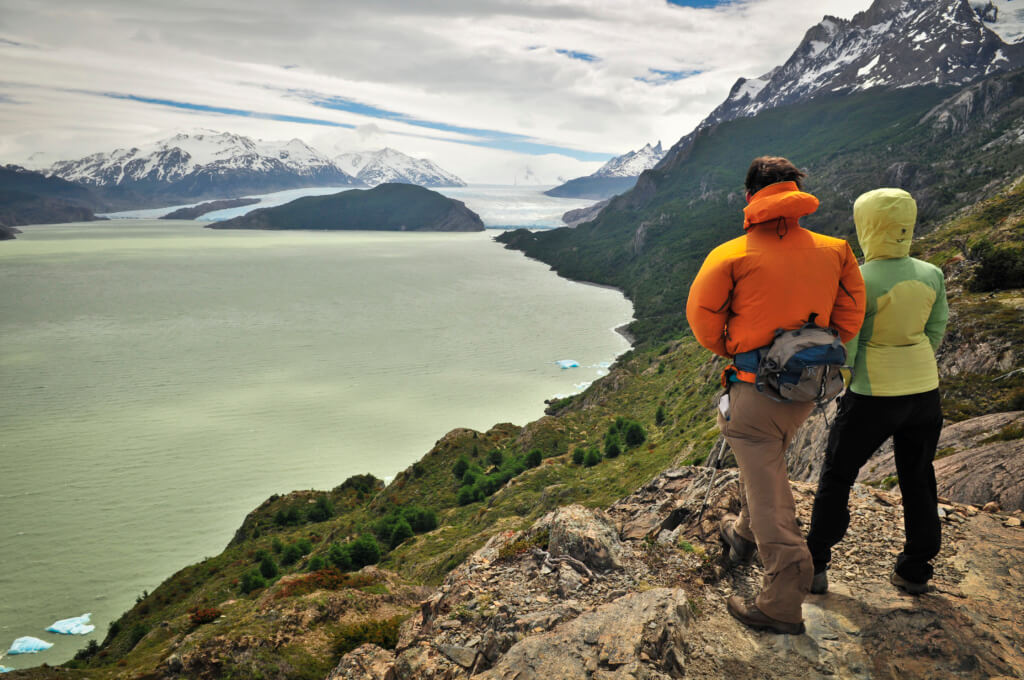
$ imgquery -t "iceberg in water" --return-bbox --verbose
[46,613,95,635]
[556,359,580,369]
[7,636,54,654]
[1,666,14,673]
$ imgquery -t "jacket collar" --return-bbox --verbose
[743,181,820,232]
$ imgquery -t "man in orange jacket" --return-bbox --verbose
[686,156,865,634]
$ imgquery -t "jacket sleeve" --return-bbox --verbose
[686,248,733,357]
[925,271,949,352]
[830,243,867,343]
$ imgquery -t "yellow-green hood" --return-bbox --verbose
[853,188,917,261]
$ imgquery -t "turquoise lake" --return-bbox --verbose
[0,220,632,668]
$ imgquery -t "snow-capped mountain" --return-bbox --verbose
[47,131,362,207]
[544,141,665,199]
[335,148,465,187]
[592,142,665,178]
[702,0,1024,130]
[51,130,359,188]
[974,0,1024,44]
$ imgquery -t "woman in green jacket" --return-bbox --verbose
[806,187,949,595]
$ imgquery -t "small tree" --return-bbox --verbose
[487,449,504,467]
[307,555,326,572]
[572,448,585,465]
[655,404,666,426]
[624,422,647,447]
[526,449,543,468]
[604,439,622,458]
[457,485,478,506]
[453,455,470,480]
[583,449,601,467]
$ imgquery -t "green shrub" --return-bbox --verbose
[453,455,470,480]
[307,555,326,572]
[259,555,279,579]
[488,449,504,467]
[457,485,480,506]
[624,422,647,447]
[274,506,302,527]
[604,438,622,458]
[572,448,585,465]
[281,544,303,566]
[526,449,543,468]
[389,518,414,548]
[240,569,267,594]
[403,506,438,533]
[655,404,666,426]
[328,543,353,571]
[969,240,1024,292]
[334,615,408,657]
[584,449,601,467]
[348,535,381,568]
[271,537,284,553]
[295,538,313,554]
[307,496,334,523]
[336,473,380,497]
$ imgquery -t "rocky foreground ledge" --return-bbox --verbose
[329,466,1024,680]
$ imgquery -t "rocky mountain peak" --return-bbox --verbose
[591,141,666,179]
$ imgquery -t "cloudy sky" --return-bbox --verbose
[0,0,875,183]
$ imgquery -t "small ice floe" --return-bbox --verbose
[46,613,95,635]
[574,382,592,391]
[556,359,580,369]
[1,666,14,673]
[7,636,54,654]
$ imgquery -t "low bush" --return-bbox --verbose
[334,615,408,657]
[188,607,222,627]
[240,569,266,594]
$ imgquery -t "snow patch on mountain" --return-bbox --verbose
[592,142,665,178]
[335,148,466,187]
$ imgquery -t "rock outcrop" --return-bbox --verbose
[328,466,1024,679]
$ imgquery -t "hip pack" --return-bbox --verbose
[735,314,848,406]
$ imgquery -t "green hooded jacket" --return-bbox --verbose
[846,188,948,396]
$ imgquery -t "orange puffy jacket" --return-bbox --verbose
[686,182,866,378]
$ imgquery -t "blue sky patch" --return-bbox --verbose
[635,68,703,84]
[666,0,732,7]
[555,49,600,62]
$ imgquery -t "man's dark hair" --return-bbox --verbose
[745,156,807,195]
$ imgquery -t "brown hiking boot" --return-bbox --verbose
[726,595,805,635]
[719,513,756,564]
[890,570,930,595]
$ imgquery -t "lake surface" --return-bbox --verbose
[0,220,632,668]
[102,184,599,228]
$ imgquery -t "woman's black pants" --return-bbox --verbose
[806,389,943,584]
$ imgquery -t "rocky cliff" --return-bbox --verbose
[327,467,1024,679]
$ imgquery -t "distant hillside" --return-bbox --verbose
[544,176,639,200]
[210,183,484,232]
[546,142,664,199]
[160,198,260,220]
[0,165,104,234]
[499,69,1024,343]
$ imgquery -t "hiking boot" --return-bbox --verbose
[890,570,930,595]
[726,595,805,635]
[719,513,756,564]
[810,570,828,595]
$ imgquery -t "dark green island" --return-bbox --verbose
[208,183,484,232]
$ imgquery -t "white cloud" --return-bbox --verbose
[0,0,876,182]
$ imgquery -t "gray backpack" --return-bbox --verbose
[754,315,848,406]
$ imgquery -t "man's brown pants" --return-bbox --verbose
[718,382,814,624]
